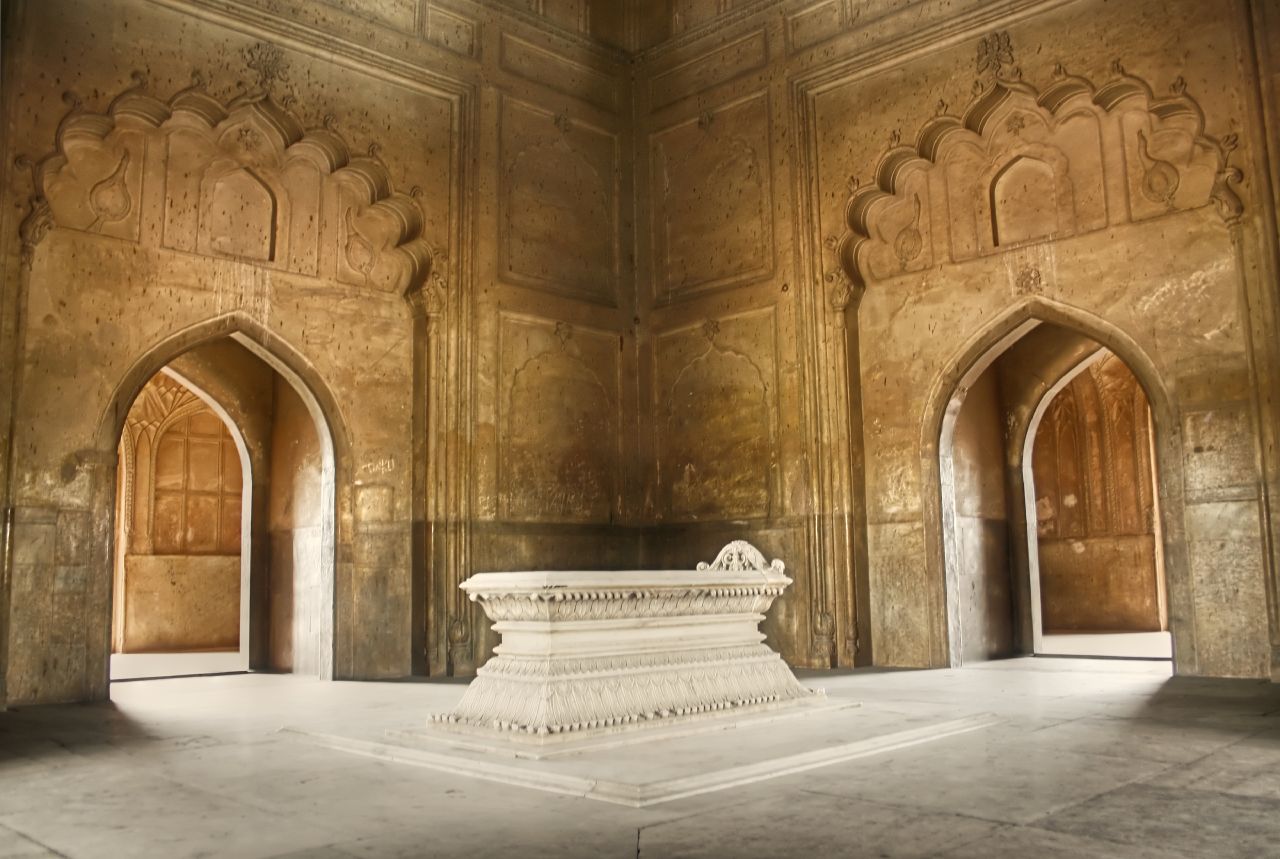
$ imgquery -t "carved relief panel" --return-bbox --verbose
[649,93,774,302]
[654,309,778,521]
[23,55,437,298]
[498,97,620,305]
[497,314,620,523]
[838,64,1241,291]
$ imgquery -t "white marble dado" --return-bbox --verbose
[433,541,819,739]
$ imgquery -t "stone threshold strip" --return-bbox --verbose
[285,712,1002,807]
[431,541,821,740]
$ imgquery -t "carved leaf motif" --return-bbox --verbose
[88,150,132,230]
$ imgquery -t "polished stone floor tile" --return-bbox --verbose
[1039,783,1280,858]
[2,658,1278,858]
[934,823,1202,859]
[636,790,999,858]
[771,729,1168,824]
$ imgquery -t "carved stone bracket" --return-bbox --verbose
[1212,133,1245,225]
[16,193,52,270]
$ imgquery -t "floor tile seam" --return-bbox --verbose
[1019,766,1250,852]
[1170,783,1280,807]
[1028,815,1226,859]
[1136,729,1267,782]
[791,786,1017,827]
[0,819,74,859]
[995,736,1243,767]
[631,801,740,834]
[141,766,369,840]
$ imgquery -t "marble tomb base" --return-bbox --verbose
[430,541,821,743]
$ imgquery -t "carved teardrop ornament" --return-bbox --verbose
[1136,130,1179,208]
[893,193,923,269]
[88,150,132,230]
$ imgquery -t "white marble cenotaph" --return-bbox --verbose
[432,541,820,741]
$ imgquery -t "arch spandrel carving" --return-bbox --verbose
[837,65,1243,293]
[20,70,434,297]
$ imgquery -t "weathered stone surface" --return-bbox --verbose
[2,0,1279,706]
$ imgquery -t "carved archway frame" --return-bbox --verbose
[5,55,463,695]
[80,312,351,697]
[828,61,1248,674]
[921,300,1193,671]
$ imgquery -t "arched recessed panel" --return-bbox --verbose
[991,156,1059,246]
[202,168,277,261]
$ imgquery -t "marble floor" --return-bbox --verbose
[2,657,1279,858]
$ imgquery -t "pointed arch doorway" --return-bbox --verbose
[931,309,1178,665]
[104,326,340,683]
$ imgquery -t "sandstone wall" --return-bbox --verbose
[630,0,1280,677]
[2,0,1279,704]
[0,0,632,702]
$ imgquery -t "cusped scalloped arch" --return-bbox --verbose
[837,64,1242,293]
[21,72,434,298]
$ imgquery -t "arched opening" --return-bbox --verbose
[100,322,341,685]
[110,367,254,679]
[931,305,1183,668]
[1024,353,1170,659]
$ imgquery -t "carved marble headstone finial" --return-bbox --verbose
[697,540,785,574]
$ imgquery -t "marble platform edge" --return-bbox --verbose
[282,712,1003,808]
[412,694,848,759]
